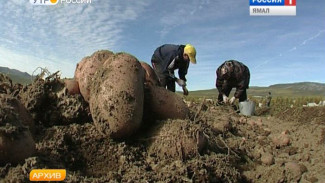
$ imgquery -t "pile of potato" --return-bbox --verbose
[74,50,190,139]
[0,49,190,165]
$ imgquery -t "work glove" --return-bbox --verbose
[182,86,189,96]
[176,79,186,87]
[229,96,236,104]
[222,94,229,103]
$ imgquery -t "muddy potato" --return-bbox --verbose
[74,50,114,102]
[272,133,291,148]
[285,162,307,181]
[64,79,80,95]
[0,94,35,165]
[140,62,159,86]
[247,120,256,126]
[239,116,247,124]
[90,53,144,139]
[143,84,189,120]
[256,118,263,127]
[261,152,274,166]
[148,119,207,161]
[0,94,34,132]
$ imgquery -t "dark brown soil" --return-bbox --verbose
[18,74,91,127]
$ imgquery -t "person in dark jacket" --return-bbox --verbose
[216,60,250,104]
[151,44,196,95]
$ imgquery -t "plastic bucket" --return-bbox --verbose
[239,100,256,116]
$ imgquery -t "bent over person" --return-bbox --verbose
[216,60,250,104]
[151,44,196,95]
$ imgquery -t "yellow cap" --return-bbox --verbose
[184,44,196,64]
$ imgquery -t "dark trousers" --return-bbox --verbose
[152,60,175,92]
[218,86,247,102]
[159,76,176,92]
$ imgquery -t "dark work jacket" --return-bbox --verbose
[151,44,189,81]
[216,60,250,98]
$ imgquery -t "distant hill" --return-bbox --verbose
[269,82,325,92]
[1,66,324,97]
[0,66,32,85]
[187,82,325,98]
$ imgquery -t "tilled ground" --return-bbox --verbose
[1,89,325,182]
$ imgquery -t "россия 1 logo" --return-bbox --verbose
[250,0,296,16]
[30,0,92,5]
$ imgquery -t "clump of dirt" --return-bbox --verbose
[35,123,148,177]
[56,94,90,125]
[147,119,207,161]
[0,73,12,94]
[18,72,91,127]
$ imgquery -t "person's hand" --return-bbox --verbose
[182,86,189,96]
[229,96,236,104]
[176,79,186,87]
[222,94,229,103]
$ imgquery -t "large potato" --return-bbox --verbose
[89,53,144,139]
[143,84,189,120]
[0,94,35,165]
[74,50,114,102]
[140,62,159,86]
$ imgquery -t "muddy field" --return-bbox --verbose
[1,98,324,182]
[1,63,325,182]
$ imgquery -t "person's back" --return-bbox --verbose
[151,44,181,74]
[216,60,250,104]
[151,44,196,95]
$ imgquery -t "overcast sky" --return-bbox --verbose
[0,0,324,91]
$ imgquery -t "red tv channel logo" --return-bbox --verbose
[285,0,296,6]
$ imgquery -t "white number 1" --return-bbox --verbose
[289,0,292,4]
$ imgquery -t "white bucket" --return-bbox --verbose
[239,100,256,116]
